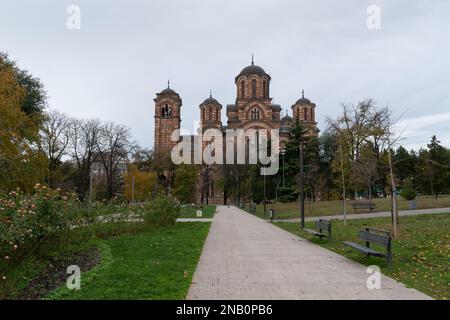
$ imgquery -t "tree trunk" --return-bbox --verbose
[388,148,399,239]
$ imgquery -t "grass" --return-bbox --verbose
[48,222,210,299]
[255,195,450,220]
[179,205,217,218]
[274,213,450,300]
[2,222,210,299]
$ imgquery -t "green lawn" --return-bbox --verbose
[275,213,450,300]
[179,205,216,218]
[255,195,450,220]
[48,222,210,299]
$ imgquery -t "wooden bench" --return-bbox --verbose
[304,219,332,240]
[343,228,392,267]
[350,201,376,213]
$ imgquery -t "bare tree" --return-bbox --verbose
[69,118,101,199]
[38,110,71,186]
[380,107,406,239]
[351,146,379,199]
[95,122,136,199]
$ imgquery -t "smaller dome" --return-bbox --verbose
[281,114,293,123]
[296,97,312,105]
[159,80,178,95]
[202,96,220,106]
[295,90,313,105]
[201,91,221,107]
[160,87,177,95]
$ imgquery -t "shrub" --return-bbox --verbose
[141,196,179,227]
[0,185,81,278]
[401,180,417,201]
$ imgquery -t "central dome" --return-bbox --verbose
[236,59,271,81]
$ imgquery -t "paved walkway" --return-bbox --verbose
[279,207,450,223]
[187,206,431,300]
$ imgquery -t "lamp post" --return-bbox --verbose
[280,146,286,188]
[263,167,267,216]
[299,141,305,229]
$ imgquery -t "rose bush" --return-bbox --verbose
[0,185,80,274]
[0,186,180,282]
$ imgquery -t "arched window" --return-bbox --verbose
[252,79,257,98]
[241,80,245,98]
[208,107,212,121]
[162,104,170,117]
[250,107,260,120]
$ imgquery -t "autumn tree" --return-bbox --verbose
[123,164,157,202]
[173,164,198,203]
[0,54,47,193]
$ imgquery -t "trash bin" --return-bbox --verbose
[269,209,275,223]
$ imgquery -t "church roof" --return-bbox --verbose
[295,90,313,105]
[159,87,177,95]
[158,80,179,96]
[200,91,222,108]
[235,57,271,81]
[281,114,293,122]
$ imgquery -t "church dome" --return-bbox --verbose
[238,65,267,77]
[281,114,293,123]
[159,87,177,95]
[202,97,220,105]
[295,90,313,105]
[159,81,178,96]
[236,57,271,80]
[200,92,222,107]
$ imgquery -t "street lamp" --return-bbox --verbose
[280,146,286,188]
[299,141,305,229]
[263,167,267,216]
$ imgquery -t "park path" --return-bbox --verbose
[187,205,431,300]
[279,207,450,223]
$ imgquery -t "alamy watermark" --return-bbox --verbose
[366,5,381,30]
[170,128,280,175]
[66,265,81,290]
[366,265,381,290]
[66,5,81,30]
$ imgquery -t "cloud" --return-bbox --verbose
[1,0,449,150]
[395,113,450,150]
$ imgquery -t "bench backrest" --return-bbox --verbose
[357,228,391,248]
[316,219,331,233]
[351,201,375,207]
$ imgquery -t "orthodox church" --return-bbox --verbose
[153,59,319,204]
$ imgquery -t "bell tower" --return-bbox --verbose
[154,82,182,155]
[199,91,222,131]
[291,90,319,137]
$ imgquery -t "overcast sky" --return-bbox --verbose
[1,0,449,150]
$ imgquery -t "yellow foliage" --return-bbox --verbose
[0,58,47,192]
[123,164,157,202]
